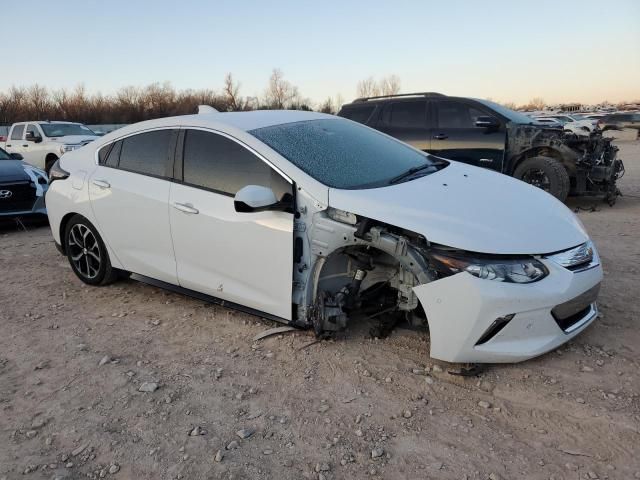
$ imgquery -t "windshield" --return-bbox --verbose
[473,99,535,125]
[250,119,443,189]
[0,148,11,160]
[40,123,95,137]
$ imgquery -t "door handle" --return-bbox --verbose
[173,202,199,214]
[433,133,448,140]
[22,144,29,147]
[92,179,111,189]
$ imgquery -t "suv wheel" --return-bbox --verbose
[64,215,119,286]
[514,156,570,202]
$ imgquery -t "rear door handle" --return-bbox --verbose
[22,144,29,147]
[92,179,111,189]
[433,133,448,140]
[173,202,199,214]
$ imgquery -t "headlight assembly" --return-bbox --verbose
[429,251,548,284]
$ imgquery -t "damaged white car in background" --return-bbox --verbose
[45,110,602,364]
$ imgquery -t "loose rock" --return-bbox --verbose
[138,382,159,392]
[236,427,255,439]
[371,447,384,458]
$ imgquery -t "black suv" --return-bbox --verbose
[338,93,624,203]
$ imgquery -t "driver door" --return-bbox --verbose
[169,128,294,320]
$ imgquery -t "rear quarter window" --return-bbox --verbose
[339,106,376,124]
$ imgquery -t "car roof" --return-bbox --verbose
[11,121,82,125]
[99,110,335,140]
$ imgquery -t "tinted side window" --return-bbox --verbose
[182,129,291,201]
[118,130,174,177]
[106,141,122,168]
[340,106,375,124]
[389,101,427,128]
[11,125,24,140]
[437,101,487,128]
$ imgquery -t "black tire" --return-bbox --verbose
[64,214,119,286]
[513,156,570,202]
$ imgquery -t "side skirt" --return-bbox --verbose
[130,274,296,327]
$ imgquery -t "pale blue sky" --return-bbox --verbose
[3,0,639,105]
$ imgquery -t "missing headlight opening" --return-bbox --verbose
[291,206,433,338]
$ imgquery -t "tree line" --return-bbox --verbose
[0,70,344,125]
[1,69,633,125]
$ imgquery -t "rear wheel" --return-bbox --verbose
[514,156,570,202]
[64,215,119,286]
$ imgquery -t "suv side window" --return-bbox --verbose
[182,129,292,201]
[388,101,427,128]
[437,101,487,128]
[11,124,24,140]
[340,106,375,124]
[118,130,175,178]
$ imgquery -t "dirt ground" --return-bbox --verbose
[1,140,639,480]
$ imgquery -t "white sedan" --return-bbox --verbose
[46,110,602,363]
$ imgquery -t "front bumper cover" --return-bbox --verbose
[413,257,603,363]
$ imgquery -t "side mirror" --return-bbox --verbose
[234,185,292,213]
[25,131,42,143]
[10,153,24,160]
[475,116,500,129]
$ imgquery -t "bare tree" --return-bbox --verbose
[379,75,401,96]
[529,97,546,110]
[264,69,299,109]
[356,76,380,98]
[319,97,335,114]
[223,73,244,111]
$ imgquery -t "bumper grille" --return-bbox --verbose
[0,181,36,212]
[551,284,600,333]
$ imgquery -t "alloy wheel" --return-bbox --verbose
[68,224,101,279]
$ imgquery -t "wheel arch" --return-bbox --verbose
[510,147,575,177]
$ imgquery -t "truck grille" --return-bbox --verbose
[0,181,36,212]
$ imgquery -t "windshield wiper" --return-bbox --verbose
[389,161,445,185]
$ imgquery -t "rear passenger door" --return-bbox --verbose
[89,128,179,284]
[169,128,294,320]
[6,124,26,158]
[377,100,430,151]
[431,99,506,171]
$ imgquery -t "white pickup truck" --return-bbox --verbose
[5,121,99,172]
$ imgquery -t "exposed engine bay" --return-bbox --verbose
[292,204,439,337]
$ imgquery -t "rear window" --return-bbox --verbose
[118,130,174,177]
[250,118,441,190]
[339,106,375,124]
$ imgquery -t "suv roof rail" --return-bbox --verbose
[352,92,446,103]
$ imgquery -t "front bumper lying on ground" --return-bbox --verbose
[414,254,603,363]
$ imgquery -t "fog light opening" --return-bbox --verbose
[475,314,515,346]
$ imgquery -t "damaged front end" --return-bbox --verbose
[563,133,624,205]
[506,124,624,205]
[291,189,603,363]
[293,207,434,337]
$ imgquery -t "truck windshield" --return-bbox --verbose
[39,123,95,137]
[250,118,444,189]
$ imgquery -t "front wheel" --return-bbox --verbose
[513,156,570,202]
[64,215,119,286]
